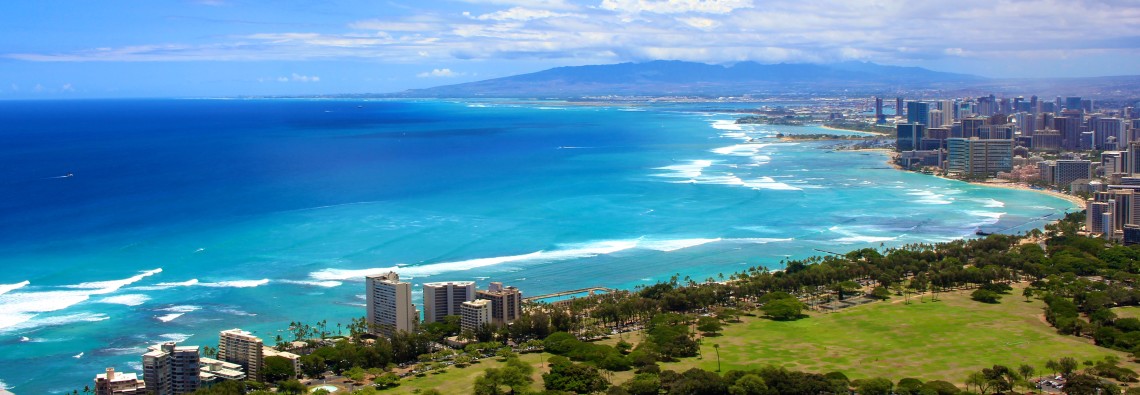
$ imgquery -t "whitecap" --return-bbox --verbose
[99,347,147,356]
[127,362,143,372]
[0,269,160,332]
[218,308,257,317]
[313,239,640,281]
[834,235,898,244]
[198,279,270,288]
[158,333,193,343]
[711,144,766,156]
[2,312,109,333]
[725,238,794,244]
[972,198,1006,208]
[0,280,30,296]
[132,279,199,291]
[907,190,954,205]
[73,352,84,359]
[278,279,343,288]
[638,238,722,252]
[98,294,151,306]
[158,305,200,313]
[653,160,714,178]
[156,313,183,323]
[710,120,743,131]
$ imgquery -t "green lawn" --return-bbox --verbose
[383,351,554,394]
[670,285,1137,383]
[1113,306,1140,320]
[383,286,1137,393]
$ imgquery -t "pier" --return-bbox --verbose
[525,286,616,304]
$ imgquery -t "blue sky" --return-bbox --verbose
[2,0,1139,98]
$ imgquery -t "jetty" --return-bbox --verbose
[525,286,616,304]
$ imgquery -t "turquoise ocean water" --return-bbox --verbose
[0,99,1074,392]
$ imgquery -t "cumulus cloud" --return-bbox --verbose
[3,0,1139,76]
[417,68,465,78]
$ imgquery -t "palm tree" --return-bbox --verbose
[713,343,721,372]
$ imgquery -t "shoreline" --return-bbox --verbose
[850,148,1086,210]
[819,124,889,136]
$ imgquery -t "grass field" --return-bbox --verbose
[1114,306,1140,320]
[671,285,1138,383]
[383,285,1137,393]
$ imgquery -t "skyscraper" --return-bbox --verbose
[142,342,200,395]
[422,281,475,323]
[366,271,416,337]
[907,101,930,126]
[896,123,925,151]
[946,138,1012,177]
[896,97,904,118]
[1065,96,1083,112]
[217,329,264,381]
[476,282,523,325]
[874,97,885,124]
[1055,114,1082,150]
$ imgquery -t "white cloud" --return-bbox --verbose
[599,0,754,14]
[61,83,74,92]
[4,0,1139,78]
[467,7,582,21]
[417,68,465,78]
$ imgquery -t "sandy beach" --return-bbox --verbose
[967,180,1087,209]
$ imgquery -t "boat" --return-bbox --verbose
[975,229,992,236]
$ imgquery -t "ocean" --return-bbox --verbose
[0,99,1074,392]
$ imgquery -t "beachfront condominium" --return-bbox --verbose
[476,282,523,325]
[945,138,1012,177]
[896,123,925,152]
[422,281,475,323]
[262,347,301,379]
[366,271,417,337]
[142,342,200,395]
[460,299,492,333]
[94,367,146,395]
[218,328,264,381]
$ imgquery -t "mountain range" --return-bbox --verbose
[394,60,985,98]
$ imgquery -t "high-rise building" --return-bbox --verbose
[198,358,246,384]
[94,367,147,395]
[961,117,987,139]
[907,101,930,126]
[366,271,416,337]
[1044,160,1094,189]
[874,97,885,124]
[1055,114,1082,150]
[460,299,492,333]
[896,97,904,118]
[422,281,475,323]
[1095,118,1126,149]
[929,110,944,129]
[946,138,1012,177]
[1014,112,1037,136]
[142,342,200,395]
[896,123,925,151]
[1065,96,1083,112]
[476,282,523,325]
[218,329,264,381]
[938,100,956,125]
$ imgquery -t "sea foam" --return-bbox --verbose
[310,237,723,281]
[0,280,30,296]
[0,269,160,332]
[98,294,151,306]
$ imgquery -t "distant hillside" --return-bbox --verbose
[394,60,985,98]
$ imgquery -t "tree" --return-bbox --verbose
[664,368,726,395]
[760,298,806,320]
[1064,373,1117,395]
[262,356,296,383]
[275,380,306,395]
[1018,364,1035,389]
[474,357,534,395]
[896,378,924,395]
[870,286,891,300]
[713,343,721,372]
[1023,287,1035,302]
[971,289,1001,304]
[543,356,609,394]
[299,354,326,378]
[1059,356,1079,376]
[697,316,723,335]
[623,373,662,395]
[857,377,894,395]
[921,380,961,395]
[728,374,767,395]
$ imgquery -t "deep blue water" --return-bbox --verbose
[0,99,1073,393]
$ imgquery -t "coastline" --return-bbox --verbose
[819,124,889,136]
[851,148,1086,210]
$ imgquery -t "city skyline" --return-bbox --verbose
[2,0,1140,98]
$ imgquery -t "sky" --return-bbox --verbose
[2,0,1140,98]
